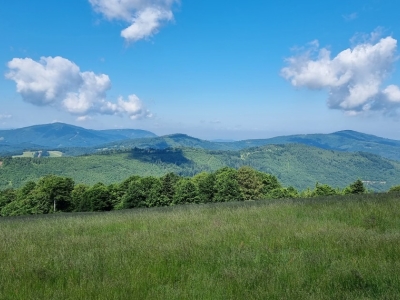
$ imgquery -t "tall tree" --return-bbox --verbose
[84,182,113,211]
[123,176,160,209]
[344,179,366,194]
[71,184,90,212]
[193,172,216,203]
[160,172,180,203]
[237,166,263,200]
[33,175,75,212]
[214,168,243,202]
[173,178,199,205]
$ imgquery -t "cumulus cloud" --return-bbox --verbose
[89,0,178,42]
[6,56,151,120]
[281,34,400,115]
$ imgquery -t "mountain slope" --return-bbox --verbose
[99,133,231,151]
[232,130,400,160]
[1,144,399,191]
[2,122,400,162]
[0,122,157,150]
[98,130,400,161]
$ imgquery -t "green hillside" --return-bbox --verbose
[98,130,400,161]
[1,144,399,191]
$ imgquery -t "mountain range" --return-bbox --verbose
[1,122,400,191]
[1,123,400,161]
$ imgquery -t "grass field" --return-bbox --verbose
[1,193,400,299]
[48,151,63,157]
[11,151,36,158]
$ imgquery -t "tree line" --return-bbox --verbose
[0,166,369,217]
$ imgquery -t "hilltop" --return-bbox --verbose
[0,122,156,154]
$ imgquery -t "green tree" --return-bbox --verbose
[173,178,199,205]
[123,176,160,209]
[34,175,75,212]
[193,172,216,203]
[107,183,125,209]
[312,183,338,197]
[0,188,17,210]
[119,175,141,195]
[17,181,37,200]
[0,182,49,216]
[214,168,243,202]
[344,179,366,194]
[388,185,400,192]
[237,166,263,200]
[71,184,90,212]
[1,198,33,216]
[84,183,113,212]
[160,172,180,203]
[145,178,164,208]
[258,173,281,197]
[268,187,298,199]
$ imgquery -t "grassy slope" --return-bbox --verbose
[1,145,400,191]
[1,194,400,299]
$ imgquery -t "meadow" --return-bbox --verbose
[1,193,400,299]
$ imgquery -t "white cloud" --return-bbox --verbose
[343,12,358,21]
[281,34,400,115]
[382,85,400,103]
[89,0,178,42]
[0,114,12,120]
[76,115,92,122]
[6,56,151,120]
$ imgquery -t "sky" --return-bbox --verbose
[1,0,400,140]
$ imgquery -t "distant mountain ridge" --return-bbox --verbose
[98,130,400,161]
[0,122,157,152]
[1,122,400,162]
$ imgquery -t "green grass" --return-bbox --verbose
[1,194,400,299]
[48,151,63,157]
[12,151,36,158]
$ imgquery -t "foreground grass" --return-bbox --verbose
[1,194,400,299]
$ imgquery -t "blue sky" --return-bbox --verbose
[1,0,400,140]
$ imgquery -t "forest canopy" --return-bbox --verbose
[0,166,369,217]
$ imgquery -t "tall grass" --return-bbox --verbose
[1,193,400,299]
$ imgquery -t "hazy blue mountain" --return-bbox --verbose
[2,122,400,162]
[230,130,400,161]
[98,133,231,151]
[0,122,157,151]
[98,130,400,161]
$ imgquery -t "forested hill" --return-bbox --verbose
[2,123,400,161]
[235,130,400,161]
[0,122,156,150]
[1,144,399,191]
[98,130,400,161]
